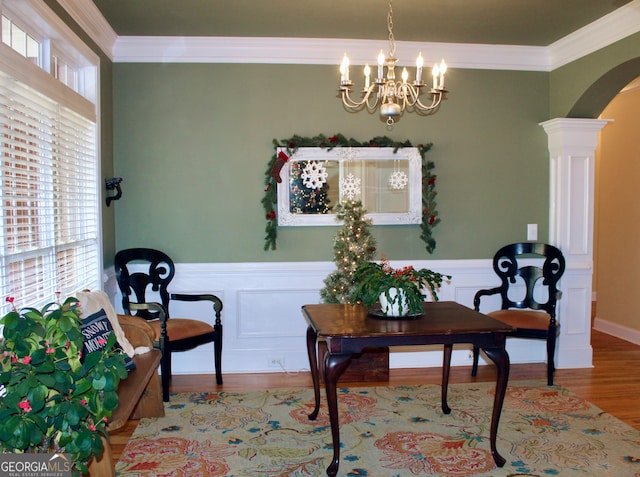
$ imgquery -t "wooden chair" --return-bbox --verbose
[472,242,566,385]
[114,248,223,401]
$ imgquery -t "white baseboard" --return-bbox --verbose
[593,317,640,345]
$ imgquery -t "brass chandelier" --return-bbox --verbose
[338,0,449,126]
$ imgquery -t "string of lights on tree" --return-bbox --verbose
[262,134,440,253]
[320,200,377,304]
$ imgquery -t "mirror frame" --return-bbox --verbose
[277,147,422,226]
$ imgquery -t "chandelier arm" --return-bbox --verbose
[413,91,444,111]
[401,83,444,111]
[341,85,380,110]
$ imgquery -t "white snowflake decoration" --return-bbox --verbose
[388,171,409,190]
[301,161,328,189]
[337,147,362,161]
[340,173,361,200]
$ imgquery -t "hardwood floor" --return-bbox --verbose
[109,330,640,465]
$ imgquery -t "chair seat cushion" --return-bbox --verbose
[488,309,551,331]
[148,318,216,342]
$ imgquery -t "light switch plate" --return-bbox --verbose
[527,223,538,241]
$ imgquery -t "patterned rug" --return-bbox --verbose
[116,381,640,476]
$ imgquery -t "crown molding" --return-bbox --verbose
[59,0,640,72]
[55,0,117,60]
[548,0,640,70]
[112,36,549,71]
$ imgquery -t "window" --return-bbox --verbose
[0,1,100,315]
[1,14,41,67]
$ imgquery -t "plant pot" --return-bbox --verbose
[379,287,409,316]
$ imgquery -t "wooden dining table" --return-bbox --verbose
[302,301,513,477]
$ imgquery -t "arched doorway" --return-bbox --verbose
[593,75,640,344]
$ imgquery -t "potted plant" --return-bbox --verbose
[0,295,128,475]
[351,256,450,316]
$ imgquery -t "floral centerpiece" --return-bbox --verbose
[351,256,450,316]
[0,296,128,475]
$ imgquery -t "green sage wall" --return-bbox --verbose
[112,63,550,263]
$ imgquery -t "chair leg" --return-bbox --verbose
[471,345,480,377]
[160,340,171,402]
[214,330,223,385]
[546,334,557,386]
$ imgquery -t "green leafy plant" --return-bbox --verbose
[0,296,128,475]
[351,256,450,315]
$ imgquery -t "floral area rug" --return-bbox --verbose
[116,381,640,477]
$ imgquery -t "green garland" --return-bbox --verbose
[262,134,440,253]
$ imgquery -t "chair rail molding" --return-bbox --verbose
[105,257,594,375]
[541,118,611,369]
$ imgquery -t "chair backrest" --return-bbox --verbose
[114,248,175,320]
[491,243,565,318]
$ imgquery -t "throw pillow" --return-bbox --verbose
[81,308,136,371]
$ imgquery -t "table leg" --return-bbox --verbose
[306,326,321,421]
[482,345,510,468]
[441,344,452,414]
[324,352,352,477]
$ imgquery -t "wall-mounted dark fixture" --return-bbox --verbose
[105,177,123,207]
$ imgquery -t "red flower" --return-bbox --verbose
[329,136,338,143]
[18,399,32,413]
[266,210,276,221]
[429,215,436,225]
[288,141,296,149]
[5,297,14,303]
[428,176,436,185]
[22,356,32,365]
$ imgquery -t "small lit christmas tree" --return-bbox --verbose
[320,200,377,304]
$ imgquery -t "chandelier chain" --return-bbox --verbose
[387,0,396,58]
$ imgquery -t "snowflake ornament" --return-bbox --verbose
[388,171,408,190]
[301,161,328,189]
[340,172,361,200]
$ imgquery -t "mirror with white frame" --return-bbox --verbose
[277,147,422,226]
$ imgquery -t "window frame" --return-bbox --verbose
[0,0,102,315]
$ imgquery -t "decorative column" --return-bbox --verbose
[540,118,610,369]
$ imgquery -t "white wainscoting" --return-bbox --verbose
[104,258,593,375]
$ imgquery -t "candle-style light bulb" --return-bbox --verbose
[416,52,424,83]
[364,64,371,89]
[377,50,385,79]
[439,59,447,89]
[340,53,350,83]
[401,67,409,83]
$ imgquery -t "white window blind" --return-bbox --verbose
[0,68,99,312]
